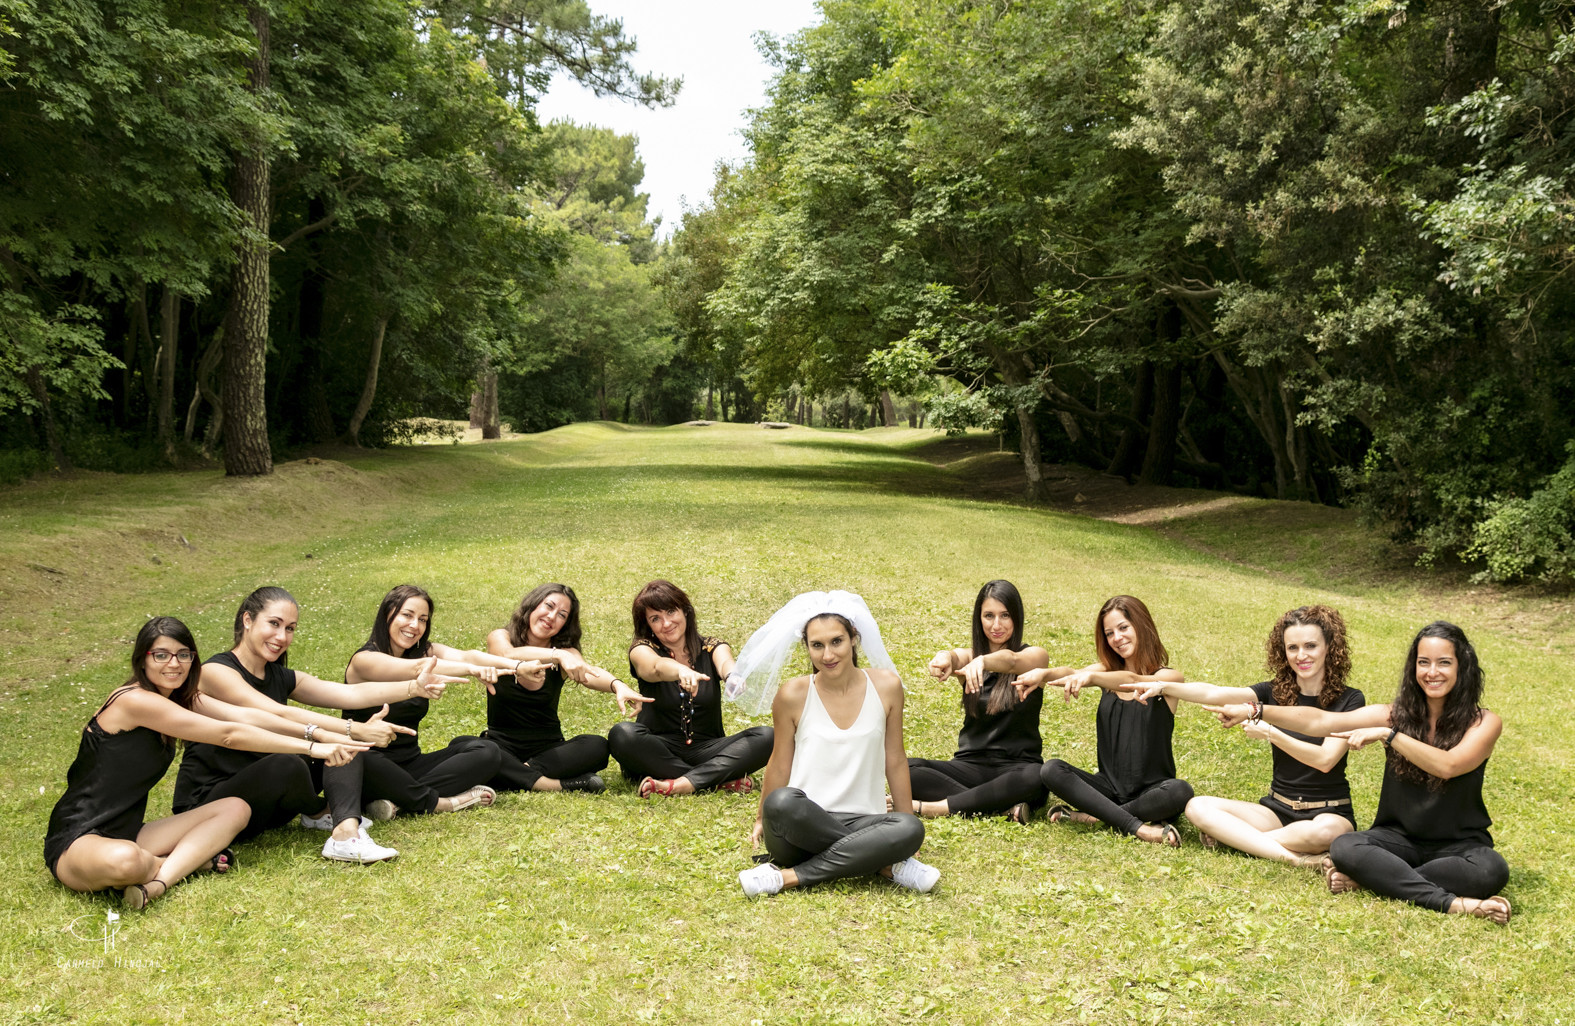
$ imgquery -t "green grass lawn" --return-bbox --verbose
[1,423,1570,1025]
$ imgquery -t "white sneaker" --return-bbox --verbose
[738,864,784,897]
[365,800,399,822]
[889,857,940,893]
[321,834,399,863]
[300,811,334,831]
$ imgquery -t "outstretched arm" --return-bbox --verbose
[1205,701,1391,735]
[1335,710,1503,780]
[955,646,1050,695]
[1121,680,1258,707]
[103,688,369,766]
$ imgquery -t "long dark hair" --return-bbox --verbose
[1389,621,1486,789]
[233,586,297,667]
[366,584,434,659]
[965,580,1026,717]
[129,616,202,745]
[1094,595,1168,675]
[802,612,860,668]
[507,583,582,650]
[631,579,705,661]
[1265,605,1351,708]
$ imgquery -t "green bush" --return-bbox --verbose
[1467,443,1575,584]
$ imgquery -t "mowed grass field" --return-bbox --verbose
[1,423,1571,1026]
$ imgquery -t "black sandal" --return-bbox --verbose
[1047,805,1074,825]
[1005,802,1032,824]
[1160,823,1182,848]
[122,878,168,910]
[208,847,237,875]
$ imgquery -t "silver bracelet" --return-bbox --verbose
[304,723,318,742]
[343,718,355,741]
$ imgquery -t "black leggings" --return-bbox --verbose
[464,732,609,792]
[1329,827,1509,913]
[360,738,504,814]
[607,722,773,791]
[1039,759,1193,835]
[192,754,321,841]
[908,755,1047,816]
[761,787,925,887]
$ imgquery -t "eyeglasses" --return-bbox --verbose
[148,649,196,665]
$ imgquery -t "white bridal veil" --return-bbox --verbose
[723,590,895,716]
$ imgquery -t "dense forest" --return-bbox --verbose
[4,0,1575,582]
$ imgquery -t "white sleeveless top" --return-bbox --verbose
[787,671,887,815]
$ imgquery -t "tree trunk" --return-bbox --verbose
[468,389,485,429]
[841,394,851,428]
[25,366,68,472]
[880,390,896,427]
[705,381,714,420]
[1139,362,1182,485]
[184,327,224,443]
[157,288,178,461]
[480,360,500,439]
[344,314,388,447]
[221,3,274,477]
[1107,361,1154,478]
[1016,405,1045,501]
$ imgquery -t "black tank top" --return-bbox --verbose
[629,638,725,743]
[1095,689,1178,800]
[485,663,566,748]
[1373,755,1494,846]
[345,642,425,763]
[955,674,1043,762]
[44,687,176,874]
[173,651,297,811]
[1250,681,1366,803]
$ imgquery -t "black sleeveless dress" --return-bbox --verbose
[44,687,176,878]
[173,652,297,812]
[345,641,425,766]
[483,664,568,759]
[1095,689,1177,801]
[629,638,725,743]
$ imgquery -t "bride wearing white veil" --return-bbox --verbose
[729,591,940,896]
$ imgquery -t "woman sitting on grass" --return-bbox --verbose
[46,617,367,908]
[905,580,1050,823]
[174,586,450,864]
[478,583,650,794]
[1012,595,1193,847]
[346,585,543,819]
[734,591,936,897]
[608,580,772,797]
[1206,621,1511,923]
[1121,605,1363,866]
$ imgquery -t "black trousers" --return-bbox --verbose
[1329,826,1509,913]
[194,754,321,841]
[359,738,504,814]
[761,787,924,887]
[908,755,1047,815]
[461,732,609,792]
[1039,759,1193,835]
[607,722,773,791]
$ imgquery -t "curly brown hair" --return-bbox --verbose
[1265,605,1350,707]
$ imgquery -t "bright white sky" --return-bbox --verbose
[535,0,823,236]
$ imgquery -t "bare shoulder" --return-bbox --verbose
[484,628,511,653]
[866,667,903,695]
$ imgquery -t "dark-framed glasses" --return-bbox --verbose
[149,649,196,665]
